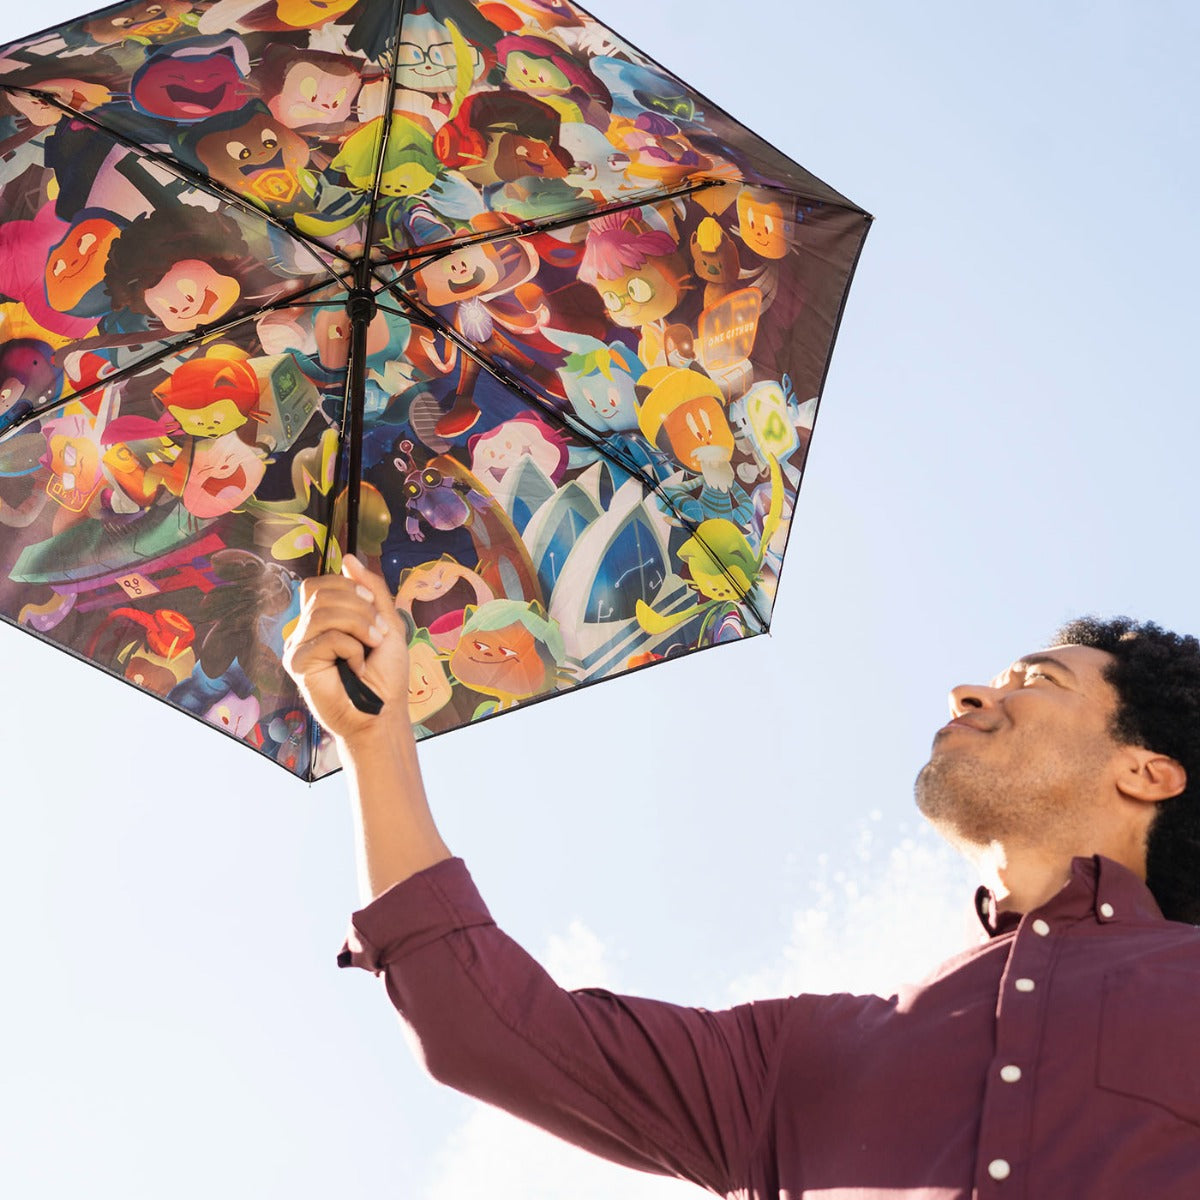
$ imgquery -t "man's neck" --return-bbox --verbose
[972,841,1077,915]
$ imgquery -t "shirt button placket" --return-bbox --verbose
[976,914,1054,1192]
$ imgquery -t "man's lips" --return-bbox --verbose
[936,716,993,737]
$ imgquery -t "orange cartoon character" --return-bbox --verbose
[449,598,573,717]
[152,353,266,442]
[635,363,754,527]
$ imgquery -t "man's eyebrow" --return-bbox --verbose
[1016,653,1078,680]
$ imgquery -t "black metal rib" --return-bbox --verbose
[381,178,723,280]
[0,273,354,442]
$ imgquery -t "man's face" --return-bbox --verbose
[914,644,1124,850]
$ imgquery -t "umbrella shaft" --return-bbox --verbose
[344,288,376,560]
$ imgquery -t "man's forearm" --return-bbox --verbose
[338,717,452,904]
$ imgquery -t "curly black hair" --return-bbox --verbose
[104,208,247,316]
[1054,616,1200,924]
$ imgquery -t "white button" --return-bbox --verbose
[988,1158,1012,1181]
[1014,977,1036,992]
[1000,1064,1022,1083]
[1099,902,1114,918]
[1032,919,1051,936]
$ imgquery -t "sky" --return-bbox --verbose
[1,1,1198,1197]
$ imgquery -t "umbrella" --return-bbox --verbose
[0,0,870,780]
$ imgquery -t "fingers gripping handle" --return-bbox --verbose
[337,657,384,715]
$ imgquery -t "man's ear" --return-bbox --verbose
[1115,748,1187,804]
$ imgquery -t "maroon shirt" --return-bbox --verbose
[339,855,1200,1198]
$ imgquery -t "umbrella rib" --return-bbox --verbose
[0,83,356,284]
[0,273,358,441]
[382,284,770,634]
[358,0,410,288]
[381,178,723,279]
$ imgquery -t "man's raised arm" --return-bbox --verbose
[283,553,451,902]
[284,558,793,1195]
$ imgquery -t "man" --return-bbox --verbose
[284,554,1200,1199]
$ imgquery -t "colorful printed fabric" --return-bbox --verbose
[0,0,870,779]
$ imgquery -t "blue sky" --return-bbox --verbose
[1,2,1197,1197]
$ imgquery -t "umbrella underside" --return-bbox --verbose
[0,0,869,779]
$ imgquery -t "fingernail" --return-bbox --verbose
[372,618,390,639]
[344,553,360,570]
[356,584,373,602]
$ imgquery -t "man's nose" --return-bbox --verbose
[948,684,998,717]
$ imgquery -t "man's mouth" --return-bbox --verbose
[937,716,992,737]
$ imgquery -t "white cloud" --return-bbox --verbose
[421,823,976,1199]
[543,919,619,992]
[727,819,977,1002]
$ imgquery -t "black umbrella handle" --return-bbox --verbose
[336,657,384,715]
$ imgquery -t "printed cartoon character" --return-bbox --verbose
[393,438,490,542]
[82,1,194,45]
[635,518,760,645]
[578,210,687,347]
[636,364,753,526]
[449,598,571,714]
[736,186,795,262]
[197,0,360,34]
[406,628,455,734]
[0,338,61,429]
[434,91,574,189]
[559,122,635,202]
[152,353,266,441]
[468,413,567,489]
[607,114,712,188]
[194,548,295,701]
[98,413,184,513]
[636,457,783,643]
[44,215,122,318]
[39,413,105,522]
[260,47,364,134]
[87,606,197,695]
[395,554,495,653]
[545,328,643,435]
[732,375,809,490]
[180,431,267,519]
[0,206,109,340]
[104,208,249,334]
[689,216,741,308]
[496,32,611,128]
[205,690,262,737]
[477,0,580,32]
[131,36,252,122]
[182,101,312,212]
[410,222,558,435]
[331,115,440,199]
[388,443,543,605]
[395,6,487,123]
[592,56,703,126]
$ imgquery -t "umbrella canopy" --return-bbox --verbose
[0,0,870,780]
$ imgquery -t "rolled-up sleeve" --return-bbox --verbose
[338,858,791,1196]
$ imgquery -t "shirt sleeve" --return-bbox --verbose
[338,857,793,1195]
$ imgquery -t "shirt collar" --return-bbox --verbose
[973,854,1166,938]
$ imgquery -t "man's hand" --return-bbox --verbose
[284,554,409,744]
